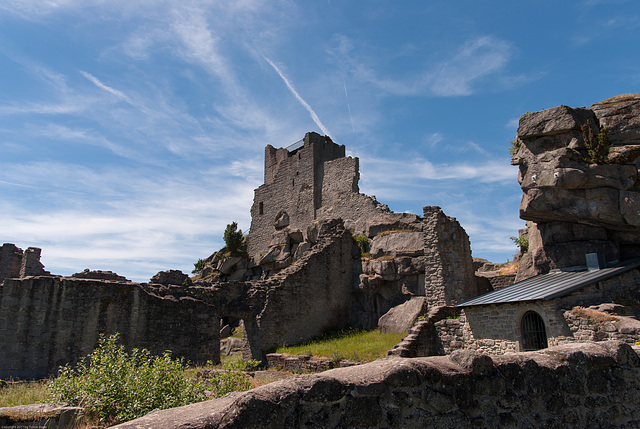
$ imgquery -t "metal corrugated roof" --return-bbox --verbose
[456,258,640,307]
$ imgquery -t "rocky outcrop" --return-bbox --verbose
[114,341,640,429]
[511,94,640,280]
[149,269,191,286]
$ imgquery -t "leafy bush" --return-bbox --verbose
[352,233,370,257]
[48,334,206,425]
[205,359,260,398]
[581,120,610,164]
[510,235,529,252]
[192,258,206,275]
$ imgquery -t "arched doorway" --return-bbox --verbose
[521,310,548,351]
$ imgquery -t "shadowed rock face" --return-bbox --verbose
[113,341,640,429]
[512,95,640,279]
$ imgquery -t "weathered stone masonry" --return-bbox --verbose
[116,341,640,429]
[0,276,220,379]
[434,267,640,356]
[247,132,390,258]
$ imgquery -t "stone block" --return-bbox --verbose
[378,297,428,333]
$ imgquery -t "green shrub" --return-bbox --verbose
[510,235,529,252]
[581,120,610,164]
[352,233,370,256]
[205,359,260,398]
[192,258,206,275]
[48,334,206,425]
[223,222,246,256]
[508,138,521,156]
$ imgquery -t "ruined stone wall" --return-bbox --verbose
[423,206,477,307]
[0,244,49,283]
[0,243,22,282]
[246,220,356,358]
[247,133,345,258]
[0,276,220,380]
[315,156,391,232]
[116,342,640,429]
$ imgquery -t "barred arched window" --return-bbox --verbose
[521,311,548,351]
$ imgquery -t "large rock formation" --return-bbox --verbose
[511,94,640,279]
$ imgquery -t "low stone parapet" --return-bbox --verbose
[265,353,359,373]
[115,342,640,428]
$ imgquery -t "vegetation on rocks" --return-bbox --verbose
[508,138,521,156]
[352,233,370,258]
[224,221,246,256]
[581,119,610,164]
[570,306,619,324]
[510,235,529,253]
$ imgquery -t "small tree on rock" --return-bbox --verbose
[224,222,244,255]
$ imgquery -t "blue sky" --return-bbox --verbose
[1,1,638,282]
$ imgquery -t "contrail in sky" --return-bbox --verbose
[344,81,355,133]
[263,56,332,137]
[80,71,132,103]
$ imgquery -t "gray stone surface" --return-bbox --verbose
[0,276,220,379]
[378,296,428,333]
[512,95,640,280]
[246,132,390,258]
[74,269,130,282]
[0,243,50,283]
[369,231,424,258]
[113,342,640,429]
[0,403,82,428]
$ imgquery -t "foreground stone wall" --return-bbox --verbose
[115,342,640,429]
[0,276,220,380]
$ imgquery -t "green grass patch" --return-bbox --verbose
[275,328,406,362]
[0,381,50,408]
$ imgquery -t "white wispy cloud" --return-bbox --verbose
[429,36,511,96]
[361,155,515,184]
[0,159,257,281]
[330,34,514,97]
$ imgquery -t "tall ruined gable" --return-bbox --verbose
[246,132,389,258]
[0,243,23,282]
[423,206,477,306]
